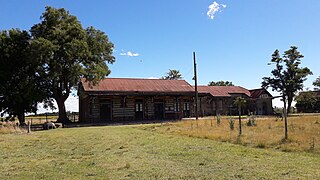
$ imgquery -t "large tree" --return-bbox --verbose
[30,7,115,123]
[0,29,45,124]
[262,46,312,139]
[295,91,319,113]
[208,81,234,86]
[162,69,182,80]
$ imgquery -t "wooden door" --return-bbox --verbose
[135,100,143,120]
[154,103,164,119]
[183,102,190,117]
[100,103,112,121]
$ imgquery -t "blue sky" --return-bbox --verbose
[1,0,320,112]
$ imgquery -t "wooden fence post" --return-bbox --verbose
[27,121,31,133]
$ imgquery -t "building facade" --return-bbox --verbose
[78,78,194,122]
[248,88,274,115]
[78,78,274,123]
[197,86,273,116]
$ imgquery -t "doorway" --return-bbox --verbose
[183,101,190,117]
[100,103,112,121]
[154,103,164,119]
[135,99,144,120]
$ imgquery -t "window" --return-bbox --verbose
[184,102,190,111]
[260,94,268,98]
[120,96,127,107]
[174,103,180,112]
[174,99,180,112]
[135,103,143,112]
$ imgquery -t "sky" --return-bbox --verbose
[1,0,320,113]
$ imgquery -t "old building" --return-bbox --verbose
[197,86,273,116]
[78,77,274,123]
[78,78,195,122]
[248,88,274,115]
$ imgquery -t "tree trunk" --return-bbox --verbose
[287,96,293,114]
[56,98,71,124]
[17,111,26,125]
[238,107,242,135]
[283,96,288,140]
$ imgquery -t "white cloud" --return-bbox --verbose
[207,1,227,20]
[120,51,139,57]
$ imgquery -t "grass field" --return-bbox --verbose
[142,115,320,154]
[1,124,320,179]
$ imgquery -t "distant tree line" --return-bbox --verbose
[208,81,234,86]
[295,78,320,113]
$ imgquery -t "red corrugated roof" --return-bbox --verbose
[81,78,194,93]
[197,86,251,97]
[249,88,273,98]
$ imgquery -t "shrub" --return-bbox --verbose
[228,118,235,130]
[216,114,221,125]
[247,114,257,126]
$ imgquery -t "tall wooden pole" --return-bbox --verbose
[193,52,198,120]
[283,95,288,140]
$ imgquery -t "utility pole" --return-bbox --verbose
[193,52,199,120]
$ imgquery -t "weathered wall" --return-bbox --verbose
[79,94,193,122]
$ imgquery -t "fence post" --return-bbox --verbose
[27,121,31,133]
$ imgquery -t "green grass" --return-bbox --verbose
[1,125,320,179]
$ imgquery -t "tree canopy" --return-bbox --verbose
[29,6,115,123]
[162,69,182,80]
[262,46,312,139]
[0,7,115,124]
[295,91,320,113]
[208,81,234,86]
[313,77,320,89]
[0,29,46,124]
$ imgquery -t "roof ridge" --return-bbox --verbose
[81,77,195,92]
[82,77,190,82]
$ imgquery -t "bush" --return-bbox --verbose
[247,114,257,126]
[216,114,221,125]
[229,118,235,130]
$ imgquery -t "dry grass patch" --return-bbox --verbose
[146,115,320,153]
[0,123,27,134]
